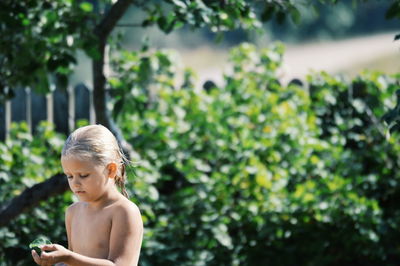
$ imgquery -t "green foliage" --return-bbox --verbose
[3,0,399,98]
[29,236,52,256]
[0,0,280,96]
[0,0,96,94]
[1,0,400,264]
[2,42,400,265]
[266,0,399,43]
[386,1,400,19]
[382,88,400,135]
[138,0,301,33]
[106,44,400,265]
[0,122,72,265]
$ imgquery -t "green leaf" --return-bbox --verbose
[29,236,52,256]
[142,18,155,27]
[35,70,50,94]
[276,11,286,25]
[261,5,275,21]
[172,0,186,9]
[79,2,93,12]
[112,97,125,118]
[82,40,102,60]
[157,15,176,34]
[211,224,232,249]
[157,16,168,31]
[55,73,69,91]
[386,2,400,19]
[22,19,30,26]
[290,7,301,25]
[389,123,400,134]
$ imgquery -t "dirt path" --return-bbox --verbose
[282,32,399,82]
[181,32,399,86]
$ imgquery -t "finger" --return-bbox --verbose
[31,250,41,264]
[40,250,55,262]
[41,244,56,251]
[40,256,55,266]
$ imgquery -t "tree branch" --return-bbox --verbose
[0,174,69,227]
[94,0,133,40]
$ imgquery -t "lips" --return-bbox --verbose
[75,191,85,194]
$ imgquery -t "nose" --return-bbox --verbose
[69,176,82,188]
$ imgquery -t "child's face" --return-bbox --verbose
[61,156,112,202]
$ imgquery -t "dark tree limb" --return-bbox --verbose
[92,0,133,128]
[94,0,133,40]
[92,40,108,128]
[0,174,69,227]
[92,0,136,159]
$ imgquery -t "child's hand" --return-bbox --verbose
[31,244,70,266]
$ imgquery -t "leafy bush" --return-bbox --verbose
[109,43,400,265]
[0,122,72,265]
[1,43,400,265]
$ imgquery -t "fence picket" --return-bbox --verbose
[0,84,93,140]
[11,88,27,123]
[53,88,69,135]
[26,87,32,134]
[68,86,75,133]
[0,103,5,140]
[31,90,47,134]
[5,100,11,139]
[46,93,54,125]
[74,84,91,123]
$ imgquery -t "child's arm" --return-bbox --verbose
[65,204,73,251]
[66,202,143,265]
[33,203,143,266]
[106,202,143,265]
[32,245,115,265]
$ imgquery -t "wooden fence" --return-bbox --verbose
[0,84,95,140]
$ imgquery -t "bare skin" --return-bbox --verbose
[32,156,143,266]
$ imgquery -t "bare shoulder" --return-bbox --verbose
[110,198,143,240]
[108,198,143,264]
[66,201,84,217]
[113,198,142,221]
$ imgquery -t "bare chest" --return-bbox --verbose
[70,208,112,258]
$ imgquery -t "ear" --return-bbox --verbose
[106,162,118,179]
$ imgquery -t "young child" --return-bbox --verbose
[32,125,143,266]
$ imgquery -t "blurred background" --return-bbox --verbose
[1,0,400,265]
[94,0,400,85]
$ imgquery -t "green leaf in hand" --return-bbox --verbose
[29,236,52,256]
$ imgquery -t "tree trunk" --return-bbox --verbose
[92,40,109,129]
[92,0,136,159]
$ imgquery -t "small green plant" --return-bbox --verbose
[29,236,52,256]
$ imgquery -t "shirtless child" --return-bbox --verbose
[32,125,143,266]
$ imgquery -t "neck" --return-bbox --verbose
[86,186,123,210]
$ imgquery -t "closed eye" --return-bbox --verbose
[65,174,89,179]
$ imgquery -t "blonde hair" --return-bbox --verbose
[61,124,129,198]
